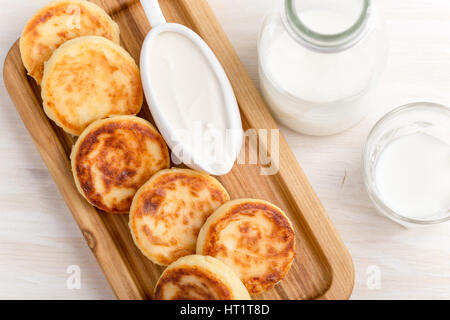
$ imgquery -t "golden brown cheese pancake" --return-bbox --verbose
[41,35,143,135]
[154,255,250,300]
[71,116,169,214]
[197,199,296,295]
[129,168,230,266]
[20,0,120,84]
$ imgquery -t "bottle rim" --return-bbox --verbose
[282,0,372,53]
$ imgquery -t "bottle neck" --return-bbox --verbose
[281,0,371,53]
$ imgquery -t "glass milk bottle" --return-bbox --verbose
[258,0,388,136]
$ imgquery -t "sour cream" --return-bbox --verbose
[146,31,240,174]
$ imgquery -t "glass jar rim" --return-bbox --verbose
[363,102,450,226]
[283,0,372,52]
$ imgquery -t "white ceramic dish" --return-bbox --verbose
[139,0,243,176]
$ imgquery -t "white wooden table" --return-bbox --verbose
[0,0,449,300]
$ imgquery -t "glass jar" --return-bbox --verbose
[363,102,450,227]
[258,0,388,136]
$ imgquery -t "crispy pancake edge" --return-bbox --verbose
[196,198,296,295]
[41,35,143,135]
[154,255,250,300]
[129,168,230,266]
[71,115,169,213]
[20,0,120,84]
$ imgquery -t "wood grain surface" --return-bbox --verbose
[3,0,450,300]
[3,0,354,300]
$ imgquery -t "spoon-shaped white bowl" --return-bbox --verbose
[139,0,243,176]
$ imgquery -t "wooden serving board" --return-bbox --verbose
[3,0,354,300]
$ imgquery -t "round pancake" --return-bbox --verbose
[42,35,143,136]
[20,0,120,84]
[129,168,230,266]
[197,198,296,295]
[154,255,250,300]
[71,115,169,214]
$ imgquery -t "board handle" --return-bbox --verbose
[140,0,166,27]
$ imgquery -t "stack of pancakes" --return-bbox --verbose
[21,1,296,300]
[20,0,142,135]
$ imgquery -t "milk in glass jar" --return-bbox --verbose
[258,0,388,136]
